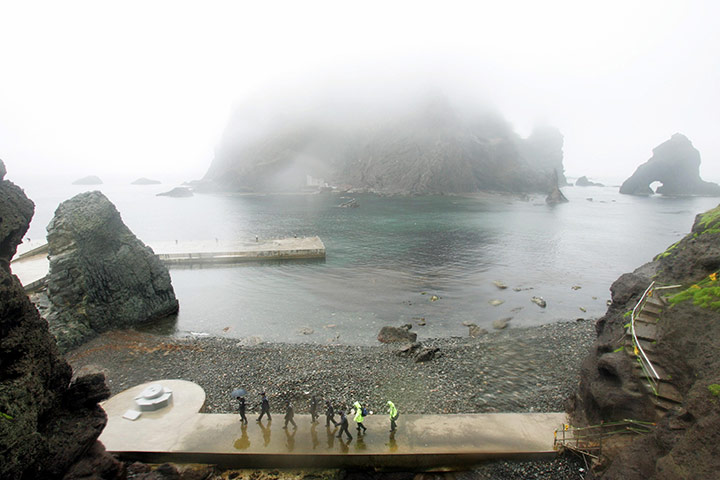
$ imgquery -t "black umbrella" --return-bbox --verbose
[231,388,247,398]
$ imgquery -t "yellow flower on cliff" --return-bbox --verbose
[710,273,717,281]
[691,284,701,289]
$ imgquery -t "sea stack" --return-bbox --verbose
[619,133,720,196]
[44,191,179,351]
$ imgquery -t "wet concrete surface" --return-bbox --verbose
[100,380,566,468]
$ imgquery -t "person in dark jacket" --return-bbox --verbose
[325,400,338,427]
[257,392,271,422]
[238,396,248,423]
[283,400,297,429]
[310,396,319,423]
[336,410,352,440]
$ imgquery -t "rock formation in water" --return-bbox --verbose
[0,160,122,480]
[619,133,720,196]
[568,204,720,478]
[575,176,604,187]
[72,175,103,185]
[43,191,179,352]
[131,177,161,185]
[545,170,569,204]
[203,94,566,195]
[156,186,193,197]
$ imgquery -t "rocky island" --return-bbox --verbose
[72,175,103,185]
[202,95,567,195]
[619,133,720,196]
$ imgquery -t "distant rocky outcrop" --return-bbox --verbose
[43,191,179,352]
[619,133,720,196]
[72,175,103,185]
[131,177,161,185]
[0,161,122,480]
[568,203,720,478]
[203,95,566,195]
[575,176,604,187]
[157,186,193,197]
[545,170,569,204]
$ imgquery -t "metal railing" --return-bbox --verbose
[554,420,656,457]
[629,282,682,395]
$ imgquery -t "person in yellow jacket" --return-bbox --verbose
[387,400,399,432]
[353,401,367,433]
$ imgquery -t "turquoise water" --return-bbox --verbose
[15,174,720,345]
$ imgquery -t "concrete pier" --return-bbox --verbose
[100,380,566,470]
[11,237,325,290]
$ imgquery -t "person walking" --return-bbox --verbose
[325,400,338,427]
[310,396,319,423]
[387,400,399,432]
[353,401,367,433]
[283,400,297,429]
[336,410,352,440]
[238,396,248,423]
[257,392,271,422]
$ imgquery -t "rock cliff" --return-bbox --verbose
[0,160,122,479]
[619,134,720,196]
[203,96,565,195]
[569,203,720,478]
[43,191,179,352]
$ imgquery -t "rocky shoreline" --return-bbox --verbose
[67,320,595,416]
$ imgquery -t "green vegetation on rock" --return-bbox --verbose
[669,272,720,310]
[708,384,720,397]
[696,206,720,236]
[656,240,681,259]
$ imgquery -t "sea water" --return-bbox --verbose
[13,173,720,345]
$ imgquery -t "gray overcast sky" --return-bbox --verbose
[1,0,719,183]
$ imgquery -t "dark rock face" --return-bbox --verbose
[377,325,417,343]
[204,96,565,195]
[0,161,122,480]
[44,191,179,351]
[545,170,569,204]
[157,187,193,197]
[72,175,103,185]
[569,203,720,478]
[619,133,720,196]
[576,176,604,187]
[132,177,162,185]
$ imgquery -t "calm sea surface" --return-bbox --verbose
[14,174,720,345]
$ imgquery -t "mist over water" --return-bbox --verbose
[16,177,719,345]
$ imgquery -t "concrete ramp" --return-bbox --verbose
[100,380,566,469]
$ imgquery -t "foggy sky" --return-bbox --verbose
[1,0,719,184]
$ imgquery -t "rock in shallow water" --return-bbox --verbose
[377,325,417,343]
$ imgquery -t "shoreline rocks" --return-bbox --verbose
[377,324,417,343]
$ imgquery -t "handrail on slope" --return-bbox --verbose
[630,282,661,392]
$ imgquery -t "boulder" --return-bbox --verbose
[157,187,193,197]
[620,133,720,196]
[492,317,511,330]
[545,169,569,204]
[72,175,103,185]
[414,346,440,363]
[0,160,122,480]
[575,176,604,187]
[378,325,417,343]
[468,324,488,337]
[395,341,422,357]
[44,191,179,351]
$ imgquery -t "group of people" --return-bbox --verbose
[236,393,399,440]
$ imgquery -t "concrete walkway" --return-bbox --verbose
[100,380,566,469]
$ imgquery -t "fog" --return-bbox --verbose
[1,0,719,185]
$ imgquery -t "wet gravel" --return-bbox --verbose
[67,320,595,416]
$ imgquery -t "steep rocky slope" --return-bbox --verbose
[41,191,179,352]
[619,133,720,196]
[0,160,122,480]
[203,96,566,195]
[569,204,720,479]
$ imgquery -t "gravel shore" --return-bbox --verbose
[67,320,595,416]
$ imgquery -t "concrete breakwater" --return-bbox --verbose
[12,237,326,290]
